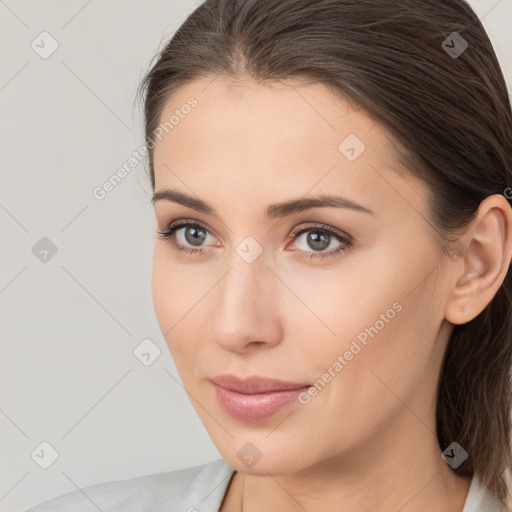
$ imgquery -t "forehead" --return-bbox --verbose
[152,76,428,221]
[154,76,383,156]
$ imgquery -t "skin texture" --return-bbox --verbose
[151,76,512,512]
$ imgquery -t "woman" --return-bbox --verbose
[26,0,512,510]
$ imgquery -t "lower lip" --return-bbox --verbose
[212,383,310,422]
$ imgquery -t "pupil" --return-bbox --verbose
[185,227,206,246]
[308,231,329,251]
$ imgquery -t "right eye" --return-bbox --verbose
[157,220,218,255]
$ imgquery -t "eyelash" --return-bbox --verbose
[156,219,354,260]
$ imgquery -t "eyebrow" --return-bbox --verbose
[151,189,375,218]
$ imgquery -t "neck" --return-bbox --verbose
[225,413,472,512]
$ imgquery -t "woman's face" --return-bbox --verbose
[151,76,454,474]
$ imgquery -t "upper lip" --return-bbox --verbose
[210,374,311,394]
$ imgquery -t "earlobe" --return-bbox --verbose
[444,194,512,326]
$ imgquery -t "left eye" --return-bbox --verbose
[157,221,354,260]
[289,225,354,260]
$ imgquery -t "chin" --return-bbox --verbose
[217,437,314,476]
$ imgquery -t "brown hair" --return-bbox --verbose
[137,0,512,506]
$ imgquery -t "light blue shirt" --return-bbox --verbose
[24,457,505,511]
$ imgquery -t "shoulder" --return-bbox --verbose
[465,470,512,512]
[24,458,235,512]
[504,469,512,510]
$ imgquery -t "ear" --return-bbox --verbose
[445,194,512,325]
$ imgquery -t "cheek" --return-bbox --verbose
[151,246,212,371]
[292,302,436,454]
[151,247,173,331]
[151,247,190,357]
[294,253,441,424]
[151,245,200,331]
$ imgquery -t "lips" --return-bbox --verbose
[210,374,311,421]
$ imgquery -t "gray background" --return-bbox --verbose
[1,1,511,511]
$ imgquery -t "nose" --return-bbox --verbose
[209,258,283,354]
